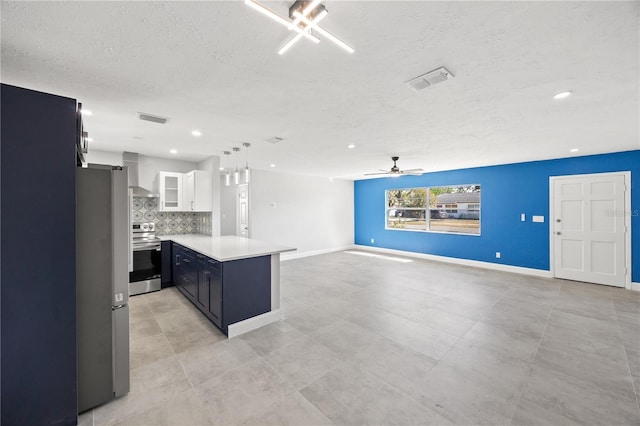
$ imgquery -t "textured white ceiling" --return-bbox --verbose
[1,1,638,179]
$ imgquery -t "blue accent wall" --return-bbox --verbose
[354,150,640,283]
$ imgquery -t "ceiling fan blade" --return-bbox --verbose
[364,172,390,176]
[402,168,424,173]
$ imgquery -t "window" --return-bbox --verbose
[386,184,481,235]
[386,188,426,230]
[429,185,481,234]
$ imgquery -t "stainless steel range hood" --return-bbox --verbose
[122,152,158,198]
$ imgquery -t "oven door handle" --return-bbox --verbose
[133,244,161,251]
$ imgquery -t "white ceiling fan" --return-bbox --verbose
[365,156,424,177]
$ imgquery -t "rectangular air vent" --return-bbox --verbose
[406,67,454,91]
[266,137,284,144]
[138,112,169,124]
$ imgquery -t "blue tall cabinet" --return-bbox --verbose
[1,84,79,425]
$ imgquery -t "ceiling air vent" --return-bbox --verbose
[138,112,169,124]
[406,67,454,91]
[266,137,284,144]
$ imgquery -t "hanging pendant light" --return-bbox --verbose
[233,147,240,185]
[223,151,231,186]
[242,142,251,183]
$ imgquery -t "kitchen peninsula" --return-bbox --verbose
[160,235,295,337]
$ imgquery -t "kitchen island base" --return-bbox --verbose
[164,236,294,337]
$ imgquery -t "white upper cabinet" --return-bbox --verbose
[156,171,183,211]
[183,170,212,212]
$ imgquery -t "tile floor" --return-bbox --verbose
[79,251,640,425]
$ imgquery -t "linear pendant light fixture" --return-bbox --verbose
[244,0,354,55]
[233,147,240,185]
[223,151,231,186]
[242,142,251,183]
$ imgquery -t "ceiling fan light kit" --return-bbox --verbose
[245,0,354,55]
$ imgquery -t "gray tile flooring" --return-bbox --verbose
[79,251,640,425]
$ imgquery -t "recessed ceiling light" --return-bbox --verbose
[554,91,572,100]
[82,109,93,116]
[570,148,579,153]
[270,164,276,168]
[170,149,177,154]
[348,144,355,149]
[191,130,202,137]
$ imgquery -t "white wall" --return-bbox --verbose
[248,169,354,257]
[220,175,237,236]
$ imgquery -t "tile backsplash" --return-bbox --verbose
[132,197,212,236]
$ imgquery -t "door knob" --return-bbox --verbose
[556,232,561,235]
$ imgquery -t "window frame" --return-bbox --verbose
[384,184,481,236]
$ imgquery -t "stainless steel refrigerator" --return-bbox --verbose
[77,164,130,412]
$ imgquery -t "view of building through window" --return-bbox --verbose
[386,185,480,234]
[429,185,481,234]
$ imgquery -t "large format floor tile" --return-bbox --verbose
[83,250,640,425]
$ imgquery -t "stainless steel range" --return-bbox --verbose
[129,222,161,296]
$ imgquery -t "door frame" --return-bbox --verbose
[549,171,632,289]
[236,183,250,238]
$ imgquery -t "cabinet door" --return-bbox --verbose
[183,172,195,211]
[207,260,222,328]
[181,250,197,301]
[195,256,209,311]
[159,172,183,211]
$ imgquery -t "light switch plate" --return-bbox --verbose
[521,213,526,222]
[532,215,545,223]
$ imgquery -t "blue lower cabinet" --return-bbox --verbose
[197,257,222,328]
[172,243,196,303]
[171,242,270,335]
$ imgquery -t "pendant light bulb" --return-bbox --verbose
[223,151,231,186]
[233,147,241,185]
[242,142,251,184]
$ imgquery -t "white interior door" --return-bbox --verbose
[552,173,627,287]
[236,184,250,238]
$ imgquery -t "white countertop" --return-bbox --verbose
[159,234,296,262]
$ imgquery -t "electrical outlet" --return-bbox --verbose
[371,238,375,244]
[495,252,501,259]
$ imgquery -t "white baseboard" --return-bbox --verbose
[631,282,640,292]
[281,245,354,261]
[227,309,281,338]
[353,244,553,278]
